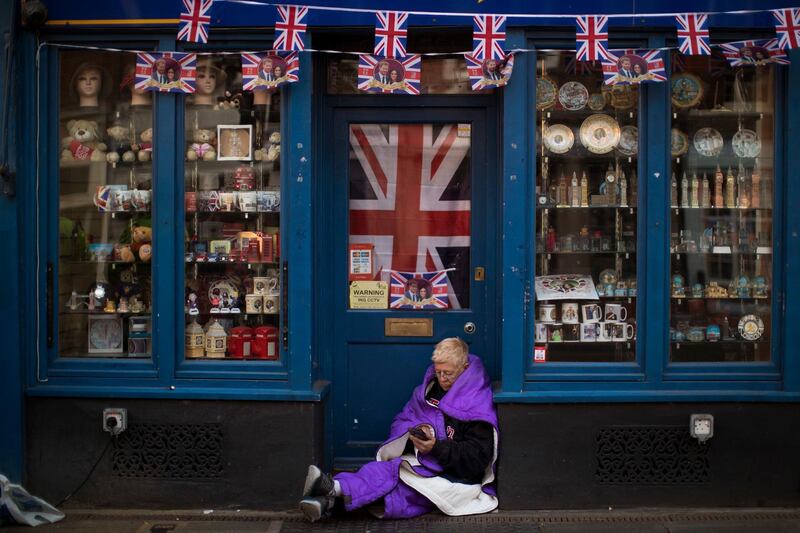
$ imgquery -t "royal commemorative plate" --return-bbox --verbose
[671,128,689,157]
[543,124,574,154]
[617,125,638,156]
[536,76,558,110]
[671,73,703,109]
[738,314,764,341]
[732,129,762,158]
[580,114,621,154]
[558,81,589,111]
[604,84,636,110]
[693,127,724,157]
[587,93,606,111]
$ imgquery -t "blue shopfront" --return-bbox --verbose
[1,0,800,510]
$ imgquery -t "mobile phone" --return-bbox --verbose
[408,426,428,440]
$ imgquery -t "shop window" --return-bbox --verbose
[58,51,154,358]
[183,55,282,361]
[669,51,775,362]
[534,52,639,363]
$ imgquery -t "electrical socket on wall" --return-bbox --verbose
[102,408,127,436]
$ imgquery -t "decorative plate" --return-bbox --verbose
[536,76,558,110]
[587,93,606,111]
[671,73,703,109]
[605,84,636,110]
[580,114,621,154]
[671,128,689,157]
[558,81,589,111]
[738,314,764,341]
[732,129,762,158]
[598,269,618,285]
[207,277,240,303]
[543,124,574,154]
[693,127,724,157]
[616,125,639,156]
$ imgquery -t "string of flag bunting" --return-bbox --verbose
[109,2,800,95]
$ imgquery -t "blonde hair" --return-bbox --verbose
[431,337,468,367]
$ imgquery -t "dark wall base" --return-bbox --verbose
[26,398,324,510]
[497,403,800,509]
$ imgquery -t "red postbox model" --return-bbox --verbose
[252,326,278,360]
[228,326,253,359]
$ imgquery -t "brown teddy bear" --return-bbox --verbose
[61,120,107,161]
[132,128,153,162]
[131,225,153,262]
[106,124,136,166]
[186,129,217,161]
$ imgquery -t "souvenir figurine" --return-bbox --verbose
[671,274,686,298]
[702,174,711,208]
[570,172,580,207]
[690,173,699,208]
[752,276,768,299]
[699,227,713,252]
[751,161,761,209]
[580,172,589,207]
[229,288,242,313]
[705,281,728,298]
[61,120,107,162]
[605,164,617,205]
[614,281,628,297]
[209,289,222,313]
[619,172,628,207]
[129,295,144,314]
[557,174,568,207]
[691,283,704,298]
[118,297,129,313]
[737,164,749,208]
[680,173,689,208]
[687,327,705,342]
[672,329,686,342]
[630,171,638,205]
[628,280,637,297]
[187,291,199,315]
[671,172,678,207]
[104,299,117,313]
[706,324,721,342]
[736,275,751,298]
[725,167,736,208]
[722,316,733,340]
[714,165,724,208]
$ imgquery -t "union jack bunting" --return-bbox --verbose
[566,56,598,75]
[135,52,196,93]
[472,15,507,60]
[464,53,514,91]
[241,51,300,91]
[389,270,451,309]
[772,8,800,49]
[274,5,308,52]
[348,124,471,308]
[575,16,611,62]
[357,54,421,95]
[601,49,667,86]
[177,0,213,43]
[374,11,408,59]
[675,14,711,56]
[719,39,789,67]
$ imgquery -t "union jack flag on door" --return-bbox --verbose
[349,124,472,309]
[772,9,800,50]
[177,0,213,43]
[472,15,507,60]
[601,49,667,85]
[675,13,711,56]
[274,5,308,52]
[375,11,408,59]
[575,16,611,62]
[135,52,196,93]
[719,39,789,67]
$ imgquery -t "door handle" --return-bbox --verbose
[464,322,476,334]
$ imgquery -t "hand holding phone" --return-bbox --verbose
[408,425,429,440]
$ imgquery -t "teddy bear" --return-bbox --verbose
[114,243,135,263]
[254,131,280,162]
[186,129,217,161]
[132,128,153,162]
[131,225,153,262]
[215,91,242,110]
[105,124,136,166]
[61,120,107,162]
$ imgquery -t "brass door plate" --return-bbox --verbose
[385,318,433,337]
[474,267,485,281]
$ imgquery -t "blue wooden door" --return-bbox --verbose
[323,105,498,467]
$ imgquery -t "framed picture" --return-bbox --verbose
[217,124,253,161]
[87,315,124,354]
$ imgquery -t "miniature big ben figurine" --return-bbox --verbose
[725,167,735,208]
[681,172,689,208]
[737,163,749,208]
[751,160,761,208]
[702,173,711,208]
[630,170,638,205]
[558,173,568,206]
[580,171,589,207]
[571,172,580,207]
[619,171,628,207]
[671,172,679,207]
[714,165,724,208]
[690,173,699,208]
[605,163,617,205]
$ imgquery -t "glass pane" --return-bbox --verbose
[348,123,471,310]
[534,52,639,363]
[669,52,774,362]
[183,56,282,361]
[58,51,154,358]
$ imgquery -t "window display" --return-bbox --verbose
[58,51,153,358]
[669,52,774,362]
[534,52,638,363]
[183,56,282,361]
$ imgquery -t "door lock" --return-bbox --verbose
[464,322,476,334]
[474,267,485,281]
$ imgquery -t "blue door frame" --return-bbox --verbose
[316,99,500,467]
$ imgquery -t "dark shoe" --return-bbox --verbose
[302,465,335,498]
[300,495,332,522]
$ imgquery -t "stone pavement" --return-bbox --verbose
[4,508,800,532]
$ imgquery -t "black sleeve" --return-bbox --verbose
[428,421,494,484]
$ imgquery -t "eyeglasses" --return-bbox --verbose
[434,367,464,380]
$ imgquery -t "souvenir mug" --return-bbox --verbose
[561,302,579,324]
[237,191,258,212]
[563,323,580,342]
[219,192,236,212]
[580,322,599,342]
[539,304,557,323]
[611,322,635,341]
[547,324,563,342]
[597,323,614,342]
[535,323,547,343]
[581,303,602,323]
[604,303,627,322]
